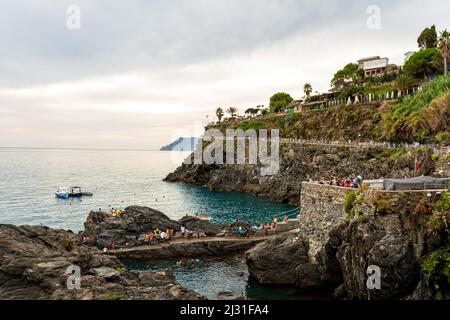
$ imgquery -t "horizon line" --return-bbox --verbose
[0,146,165,152]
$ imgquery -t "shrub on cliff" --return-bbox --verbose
[344,191,357,217]
[422,245,450,299]
[269,92,293,113]
[380,75,450,142]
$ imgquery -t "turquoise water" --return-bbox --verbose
[0,148,296,231]
[126,259,333,300]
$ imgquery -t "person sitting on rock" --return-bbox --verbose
[146,231,154,244]
[165,228,171,240]
[198,229,206,238]
[160,231,167,241]
[272,216,278,228]
[154,228,161,239]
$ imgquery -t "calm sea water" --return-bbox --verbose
[126,259,333,300]
[0,148,296,231]
[0,148,301,299]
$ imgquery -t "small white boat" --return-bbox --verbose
[55,187,69,199]
[55,186,93,199]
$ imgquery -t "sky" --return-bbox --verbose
[1,0,449,150]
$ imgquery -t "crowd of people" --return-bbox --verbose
[314,175,363,189]
[145,226,176,244]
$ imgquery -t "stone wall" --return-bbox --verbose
[247,181,448,299]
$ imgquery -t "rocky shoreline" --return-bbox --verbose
[164,143,435,204]
[246,184,449,300]
[0,206,264,300]
[0,224,203,300]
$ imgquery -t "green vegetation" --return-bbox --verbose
[422,246,450,283]
[438,29,450,76]
[358,214,369,223]
[417,25,438,49]
[432,154,441,161]
[209,25,449,145]
[215,107,224,122]
[374,193,391,214]
[388,147,408,161]
[63,236,74,251]
[394,73,417,92]
[331,63,364,92]
[244,107,260,117]
[381,75,450,142]
[226,107,238,118]
[344,191,357,216]
[403,48,442,79]
[106,293,124,300]
[237,120,267,131]
[303,83,313,100]
[269,92,293,113]
[427,192,450,231]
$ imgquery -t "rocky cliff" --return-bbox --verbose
[165,143,435,204]
[246,183,449,300]
[0,224,203,300]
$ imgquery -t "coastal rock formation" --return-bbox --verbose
[83,206,226,248]
[165,144,434,204]
[246,183,449,299]
[178,215,224,236]
[83,206,181,248]
[0,224,203,300]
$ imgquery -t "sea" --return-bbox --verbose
[0,148,314,299]
[0,148,296,231]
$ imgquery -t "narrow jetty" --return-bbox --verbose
[112,236,271,262]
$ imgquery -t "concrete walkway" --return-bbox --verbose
[111,236,273,262]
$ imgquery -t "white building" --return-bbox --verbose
[358,56,389,78]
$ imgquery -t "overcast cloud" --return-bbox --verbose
[1,0,449,149]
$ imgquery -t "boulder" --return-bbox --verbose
[178,216,223,236]
[83,206,182,248]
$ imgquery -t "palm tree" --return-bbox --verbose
[438,29,450,76]
[394,73,417,92]
[303,83,313,99]
[215,107,224,122]
[226,107,238,118]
